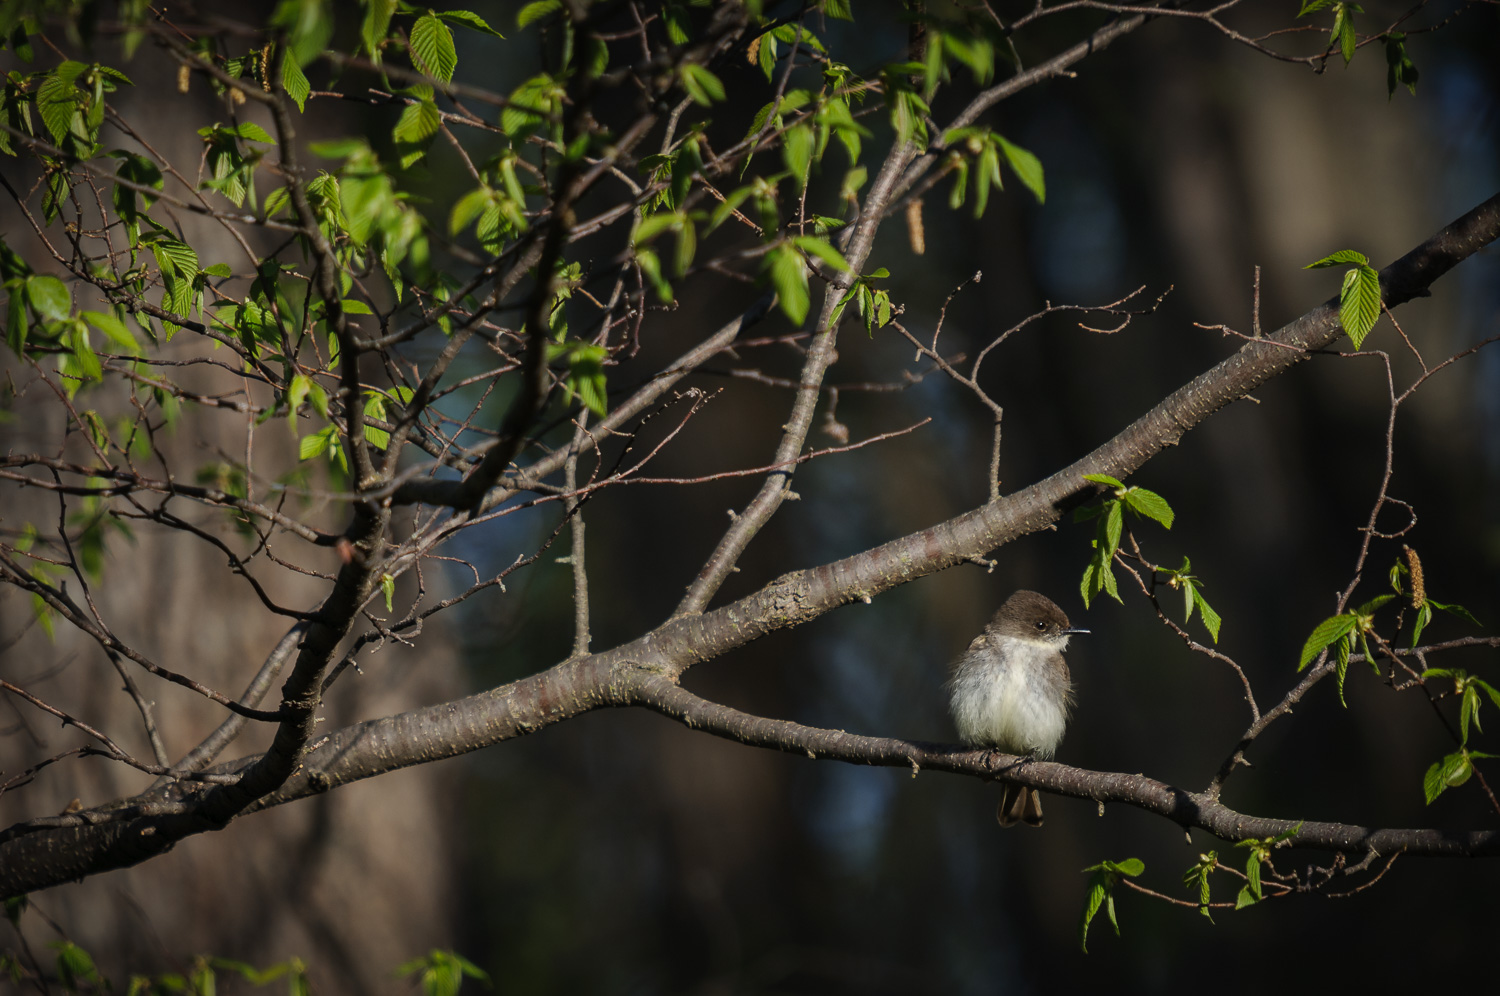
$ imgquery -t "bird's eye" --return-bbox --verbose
[1034,621,1047,631]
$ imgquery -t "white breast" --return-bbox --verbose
[949,637,1071,757]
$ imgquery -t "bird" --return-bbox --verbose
[948,590,1088,827]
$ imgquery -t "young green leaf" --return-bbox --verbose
[995,134,1044,204]
[1192,588,1223,642]
[393,99,441,168]
[790,235,850,273]
[1423,750,1473,804]
[281,53,310,112]
[438,10,503,38]
[1079,877,1107,953]
[1339,263,1381,348]
[1332,2,1357,64]
[363,392,389,449]
[517,1,562,29]
[1078,858,1143,953]
[299,425,334,460]
[767,244,809,326]
[1304,249,1369,269]
[1299,613,1358,670]
[680,63,725,106]
[409,13,458,83]
[25,274,70,320]
[1182,852,1217,922]
[1122,487,1174,528]
[782,124,814,188]
[1104,501,1123,556]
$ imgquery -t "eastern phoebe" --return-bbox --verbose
[948,590,1087,827]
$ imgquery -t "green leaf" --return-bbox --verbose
[361,0,396,58]
[381,573,395,611]
[450,185,495,235]
[82,309,137,353]
[149,236,199,279]
[438,10,503,37]
[974,141,1000,217]
[409,13,458,83]
[1077,858,1140,952]
[582,33,609,79]
[25,274,70,320]
[310,137,366,159]
[51,941,102,988]
[547,341,609,417]
[1104,501,1123,556]
[299,425,333,460]
[782,124,814,188]
[1079,878,1106,953]
[517,1,562,29]
[1335,638,1350,706]
[768,245,809,326]
[1429,599,1482,628]
[1305,249,1369,269]
[1461,684,1480,744]
[1335,3,1357,64]
[287,372,312,430]
[680,63,725,106]
[1411,601,1432,647]
[635,247,671,303]
[1353,593,1394,616]
[996,134,1045,204]
[393,98,441,168]
[1424,750,1473,804]
[281,51,310,112]
[1339,263,1381,348]
[363,392,389,449]
[1384,32,1419,99]
[501,74,560,139]
[1123,487,1174,528]
[1299,613,1358,670]
[1083,473,1123,488]
[36,61,85,148]
[1182,853,1217,922]
[1234,885,1258,910]
[272,0,334,66]
[1192,587,1222,642]
[791,235,850,273]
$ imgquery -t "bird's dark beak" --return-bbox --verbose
[1065,627,1090,636]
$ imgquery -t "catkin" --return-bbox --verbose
[906,198,925,255]
[1404,545,1424,607]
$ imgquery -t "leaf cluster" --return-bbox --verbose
[1075,473,1174,609]
[1304,249,1381,348]
[1078,857,1143,953]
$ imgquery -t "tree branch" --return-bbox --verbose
[5,191,1497,899]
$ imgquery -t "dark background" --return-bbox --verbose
[447,4,1500,993]
[6,2,1498,993]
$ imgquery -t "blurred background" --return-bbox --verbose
[6,2,1499,993]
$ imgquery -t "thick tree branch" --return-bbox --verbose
[624,676,1500,857]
